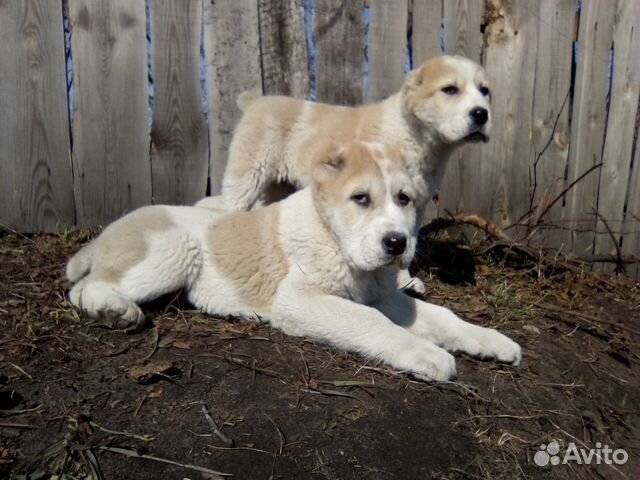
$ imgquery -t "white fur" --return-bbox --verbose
[67,147,520,381]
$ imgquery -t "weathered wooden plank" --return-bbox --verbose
[0,0,75,233]
[203,0,262,194]
[474,0,538,229]
[150,0,208,205]
[69,0,150,227]
[594,0,640,271]
[366,0,408,102]
[444,0,483,61]
[437,0,484,218]
[562,0,616,255]
[622,126,640,278]
[412,0,442,65]
[527,0,574,249]
[314,0,364,105]
[258,0,309,97]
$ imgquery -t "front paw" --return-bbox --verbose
[402,344,457,382]
[473,329,522,366]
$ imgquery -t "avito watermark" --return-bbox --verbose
[534,441,628,467]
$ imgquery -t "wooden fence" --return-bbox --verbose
[1,0,639,274]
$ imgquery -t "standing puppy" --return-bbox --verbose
[217,55,491,212]
[67,142,519,381]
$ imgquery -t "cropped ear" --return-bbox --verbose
[313,148,346,182]
[403,66,424,91]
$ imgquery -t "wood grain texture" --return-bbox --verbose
[412,0,442,65]
[258,0,309,97]
[366,0,408,102]
[0,0,75,232]
[69,0,150,227]
[437,0,484,217]
[622,125,640,278]
[562,0,616,255]
[150,0,208,205]
[476,0,538,229]
[593,0,640,270]
[314,0,364,105]
[203,0,262,194]
[528,0,574,249]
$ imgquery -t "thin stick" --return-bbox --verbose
[202,404,235,447]
[100,446,233,477]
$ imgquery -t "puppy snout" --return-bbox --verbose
[470,107,488,125]
[382,232,407,256]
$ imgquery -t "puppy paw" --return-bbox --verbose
[405,345,457,382]
[109,304,146,332]
[474,329,522,366]
[403,277,426,296]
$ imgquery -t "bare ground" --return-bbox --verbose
[0,230,639,479]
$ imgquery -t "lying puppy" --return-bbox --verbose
[216,55,491,212]
[66,142,520,381]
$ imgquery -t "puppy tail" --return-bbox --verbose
[237,91,259,111]
[66,243,94,282]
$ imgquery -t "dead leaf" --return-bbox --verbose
[128,361,182,384]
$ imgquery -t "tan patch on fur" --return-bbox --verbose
[206,204,288,310]
[225,97,304,179]
[403,56,490,112]
[92,207,175,283]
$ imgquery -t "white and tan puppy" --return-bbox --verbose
[66,142,519,381]
[216,55,492,212]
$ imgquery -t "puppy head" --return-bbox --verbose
[312,142,423,271]
[402,55,492,145]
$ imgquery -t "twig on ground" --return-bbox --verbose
[202,404,235,448]
[100,446,233,477]
[539,302,640,337]
[264,413,286,480]
[141,328,160,361]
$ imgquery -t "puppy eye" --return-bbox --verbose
[479,86,491,97]
[351,193,370,207]
[397,192,411,206]
[441,85,459,95]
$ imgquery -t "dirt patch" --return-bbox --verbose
[1,231,639,479]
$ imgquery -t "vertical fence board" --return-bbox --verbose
[528,0,574,249]
[150,1,208,205]
[0,0,75,232]
[478,0,538,228]
[314,0,364,105]
[444,0,483,61]
[69,0,150,227]
[622,129,640,278]
[367,0,408,102]
[562,0,616,255]
[203,0,262,194]
[438,0,484,217]
[412,0,442,65]
[593,0,640,271]
[258,0,309,97]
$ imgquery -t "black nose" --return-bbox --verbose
[382,232,407,256]
[470,107,488,125]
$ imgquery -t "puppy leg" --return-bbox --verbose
[67,278,145,331]
[375,292,522,365]
[272,292,457,381]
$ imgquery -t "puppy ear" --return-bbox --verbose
[403,67,424,91]
[326,150,345,170]
[313,148,346,182]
